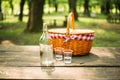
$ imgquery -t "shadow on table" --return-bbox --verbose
[72,53,99,64]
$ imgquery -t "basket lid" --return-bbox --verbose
[48,28,94,34]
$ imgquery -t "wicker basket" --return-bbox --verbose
[48,12,94,55]
[48,29,94,55]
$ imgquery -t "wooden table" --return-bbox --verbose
[0,45,120,79]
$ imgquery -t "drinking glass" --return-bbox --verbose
[54,47,63,61]
[63,49,73,64]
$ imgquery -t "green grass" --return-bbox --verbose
[0,16,41,45]
[76,17,120,47]
[0,14,120,47]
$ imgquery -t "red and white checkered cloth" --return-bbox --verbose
[49,33,94,42]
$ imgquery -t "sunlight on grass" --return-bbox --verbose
[18,33,41,45]
[93,28,120,47]
[95,29,106,34]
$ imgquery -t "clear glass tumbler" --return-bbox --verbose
[63,49,73,64]
[54,47,63,61]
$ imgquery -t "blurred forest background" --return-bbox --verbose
[0,0,120,47]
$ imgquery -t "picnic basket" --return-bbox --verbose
[48,12,94,55]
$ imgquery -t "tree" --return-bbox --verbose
[101,0,112,15]
[25,0,45,32]
[19,0,25,21]
[114,0,120,14]
[0,0,3,20]
[53,0,58,12]
[9,0,13,14]
[48,0,52,13]
[68,0,78,20]
[83,0,90,16]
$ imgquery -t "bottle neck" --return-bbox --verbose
[40,23,49,45]
[42,24,48,39]
[43,23,48,32]
[42,30,48,41]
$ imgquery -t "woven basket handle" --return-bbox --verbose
[66,12,75,36]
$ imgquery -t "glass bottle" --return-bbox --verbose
[39,23,54,67]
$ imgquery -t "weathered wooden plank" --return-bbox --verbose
[0,46,120,67]
[0,67,120,79]
[0,51,40,67]
[0,46,120,54]
[0,45,39,52]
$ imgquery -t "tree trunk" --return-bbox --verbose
[19,0,25,21]
[53,0,58,12]
[9,0,14,14]
[83,0,90,16]
[105,1,111,15]
[25,0,45,33]
[101,4,105,14]
[25,0,31,31]
[114,0,120,14]
[101,0,111,15]
[68,0,78,20]
[48,0,52,14]
[0,0,3,20]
